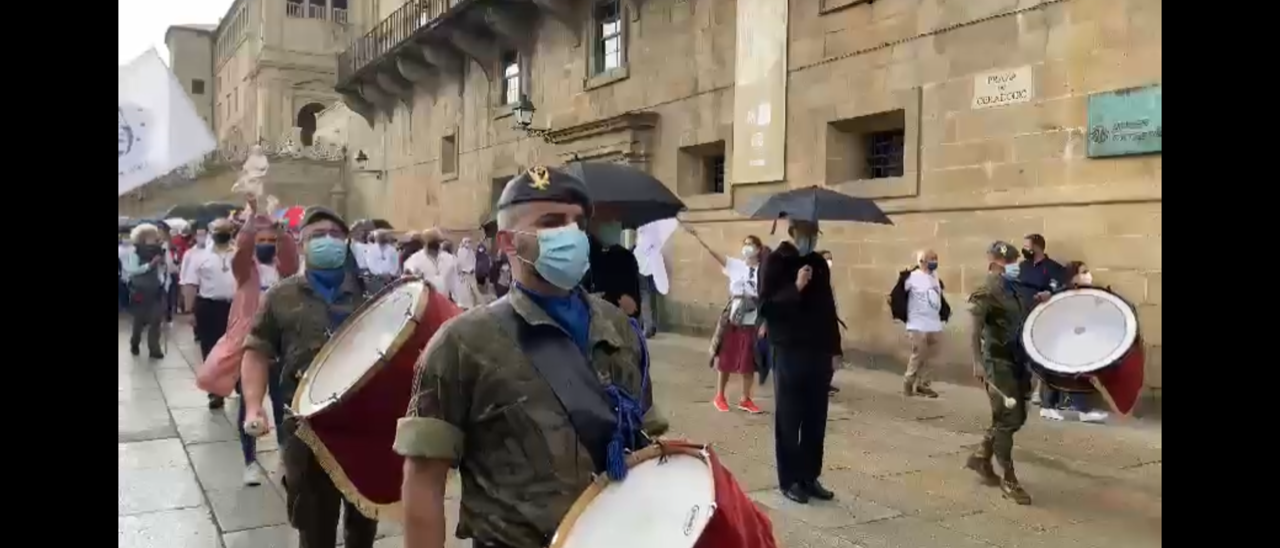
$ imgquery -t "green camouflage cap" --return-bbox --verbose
[301,205,349,234]
[496,165,593,217]
[988,240,1020,263]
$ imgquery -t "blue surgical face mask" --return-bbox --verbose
[255,244,278,264]
[926,260,938,272]
[518,224,592,290]
[1002,262,1021,280]
[306,236,348,269]
[793,234,817,256]
[595,222,624,247]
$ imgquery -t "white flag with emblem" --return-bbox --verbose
[118,48,216,196]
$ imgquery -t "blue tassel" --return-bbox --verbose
[604,384,644,482]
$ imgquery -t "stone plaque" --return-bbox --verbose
[731,0,789,184]
[1087,85,1162,158]
[971,66,1034,110]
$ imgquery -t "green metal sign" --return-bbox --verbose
[1086,85,1162,158]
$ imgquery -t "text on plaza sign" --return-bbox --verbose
[972,66,1034,110]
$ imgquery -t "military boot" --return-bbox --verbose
[1000,469,1032,505]
[964,437,1001,486]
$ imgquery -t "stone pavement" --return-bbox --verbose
[119,317,1161,548]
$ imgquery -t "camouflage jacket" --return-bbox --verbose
[967,273,1026,366]
[393,288,668,548]
[243,273,367,403]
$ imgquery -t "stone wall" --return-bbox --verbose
[340,0,1162,399]
[116,159,344,218]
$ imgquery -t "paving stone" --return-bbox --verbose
[120,439,189,470]
[172,408,239,445]
[833,515,997,548]
[206,485,289,532]
[750,488,902,529]
[119,400,176,443]
[222,525,294,548]
[187,441,251,492]
[161,380,217,409]
[118,507,221,548]
[118,466,205,515]
[758,506,864,548]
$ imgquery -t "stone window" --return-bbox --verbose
[677,141,728,196]
[191,79,205,95]
[501,50,521,106]
[592,0,625,75]
[820,0,873,14]
[440,133,457,177]
[826,110,907,184]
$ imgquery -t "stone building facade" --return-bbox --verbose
[328,0,1163,400]
[164,24,217,129]
[209,0,359,148]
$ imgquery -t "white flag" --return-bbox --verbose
[118,48,216,196]
[634,218,679,295]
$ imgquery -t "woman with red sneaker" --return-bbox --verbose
[683,224,766,414]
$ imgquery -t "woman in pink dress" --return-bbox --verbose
[196,209,298,485]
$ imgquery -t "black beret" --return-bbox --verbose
[496,166,593,217]
[988,240,1020,263]
[302,206,349,234]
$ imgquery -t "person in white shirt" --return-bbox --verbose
[684,226,767,415]
[452,237,482,309]
[363,229,401,294]
[122,223,170,358]
[181,218,240,409]
[119,234,135,309]
[350,227,372,273]
[904,249,947,398]
[403,230,457,300]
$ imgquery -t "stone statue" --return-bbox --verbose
[231,144,269,197]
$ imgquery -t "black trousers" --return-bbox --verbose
[281,420,377,548]
[772,345,834,489]
[193,297,232,360]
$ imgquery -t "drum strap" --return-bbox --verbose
[490,298,618,475]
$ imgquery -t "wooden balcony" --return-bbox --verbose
[334,0,578,126]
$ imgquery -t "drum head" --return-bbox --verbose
[293,278,427,417]
[554,453,716,548]
[1022,288,1138,376]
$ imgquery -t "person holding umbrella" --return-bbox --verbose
[758,218,842,504]
[745,185,894,505]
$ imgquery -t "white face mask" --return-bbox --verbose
[827,260,834,268]
[742,245,757,258]
[1077,272,1093,286]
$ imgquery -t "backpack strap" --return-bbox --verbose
[488,297,624,476]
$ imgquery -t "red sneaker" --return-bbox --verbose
[712,394,730,412]
[738,399,763,414]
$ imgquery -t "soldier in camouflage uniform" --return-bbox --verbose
[395,166,667,548]
[964,240,1033,505]
[240,206,378,548]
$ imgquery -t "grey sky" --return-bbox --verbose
[118,0,233,65]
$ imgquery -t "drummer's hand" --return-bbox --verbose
[1034,291,1051,303]
[757,324,767,339]
[243,405,271,438]
[618,294,638,316]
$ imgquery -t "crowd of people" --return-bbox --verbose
[116,166,1118,548]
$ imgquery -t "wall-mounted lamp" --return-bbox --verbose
[513,94,554,143]
[355,150,369,167]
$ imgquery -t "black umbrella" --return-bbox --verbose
[563,161,685,227]
[165,201,239,222]
[737,186,893,226]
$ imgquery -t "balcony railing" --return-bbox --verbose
[309,4,327,19]
[337,0,471,88]
[333,8,348,24]
[287,2,304,18]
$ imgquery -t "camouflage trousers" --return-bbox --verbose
[981,359,1032,470]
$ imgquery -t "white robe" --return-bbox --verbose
[404,249,457,299]
[452,245,483,309]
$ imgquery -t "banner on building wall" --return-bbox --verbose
[732,0,789,184]
[118,48,217,196]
